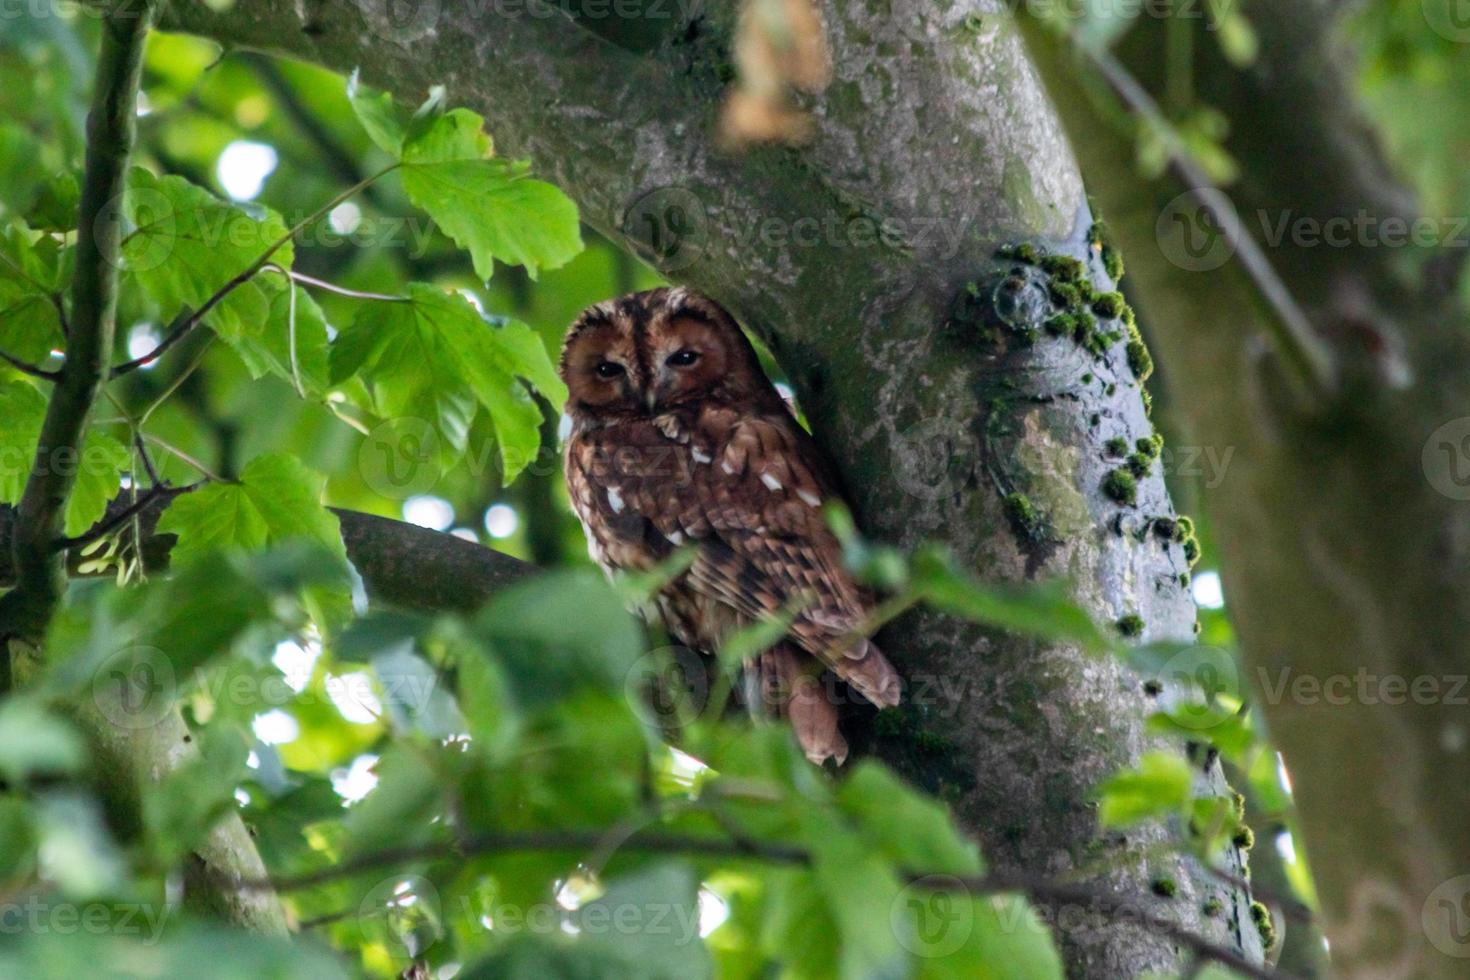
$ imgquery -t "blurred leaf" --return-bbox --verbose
[343,744,441,854]
[0,798,36,884]
[33,793,124,897]
[569,863,712,979]
[910,546,1108,652]
[1094,751,1194,828]
[0,699,86,783]
[835,763,982,876]
[0,924,350,978]
[143,723,250,865]
[471,570,642,710]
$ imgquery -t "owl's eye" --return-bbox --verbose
[595,360,625,379]
[666,349,700,368]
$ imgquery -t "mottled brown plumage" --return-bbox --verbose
[559,287,900,764]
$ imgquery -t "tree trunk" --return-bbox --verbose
[150,1,1260,973]
[1022,3,1470,975]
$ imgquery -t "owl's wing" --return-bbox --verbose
[612,410,901,709]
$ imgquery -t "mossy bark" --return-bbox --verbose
[153,0,1257,973]
[1023,3,1470,975]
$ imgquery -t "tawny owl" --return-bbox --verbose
[559,287,900,764]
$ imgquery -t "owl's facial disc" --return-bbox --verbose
[561,325,644,411]
[646,316,728,410]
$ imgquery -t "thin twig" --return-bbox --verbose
[109,164,400,377]
[139,433,229,484]
[0,348,59,381]
[209,826,1289,979]
[1080,43,1336,396]
[132,431,161,486]
[54,481,197,551]
[286,268,407,302]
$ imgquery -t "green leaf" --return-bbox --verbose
[226,284,331,398]
[836,763,983,875]
[1094,751,1194,828]
[402,107,492,164]
[799,806,907,980]
[911,892,1065,980]
[64,429,129,538]
[121,168,293,339]
[0,923,350,978]
[570,864,712,979]
[910,546,1109,652]
[25,172,80,232]
[0,699,86,783]
[156,453,345,566]
[0,223,66,363]
[347,70,408,156]
[143,723,250,865]
[343,744,441,854]
[0,383,125,536]
[400,158,582,280]
[330,285,560,482]
[472,570,643,711]
[0,381,47,504]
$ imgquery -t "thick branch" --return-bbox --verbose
[0,0,154,642]
[0,495,535,612]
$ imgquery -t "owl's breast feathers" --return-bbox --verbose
[565,401,901,763]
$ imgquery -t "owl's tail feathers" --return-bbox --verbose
[831,638,902,709]
[758,647,848,766]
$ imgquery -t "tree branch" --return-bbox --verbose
[215,827,1290,980]
[1,0,154,642]
[0,348,60,381]
[0,493,536,612]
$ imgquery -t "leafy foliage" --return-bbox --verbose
[0,12,1320,979]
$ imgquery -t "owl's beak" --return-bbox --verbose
[646,389,659,412]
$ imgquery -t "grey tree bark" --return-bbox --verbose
[128,0,1264,974]
[1021,2,1470,976]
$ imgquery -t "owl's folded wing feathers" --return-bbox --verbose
[623,412,903,709]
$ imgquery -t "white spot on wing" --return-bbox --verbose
[760,472,783,492]
[720,461,736,475]
[607,487,625,513]
[668,530,685,545]
[797,489,821,507]
[691,448,712,464]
